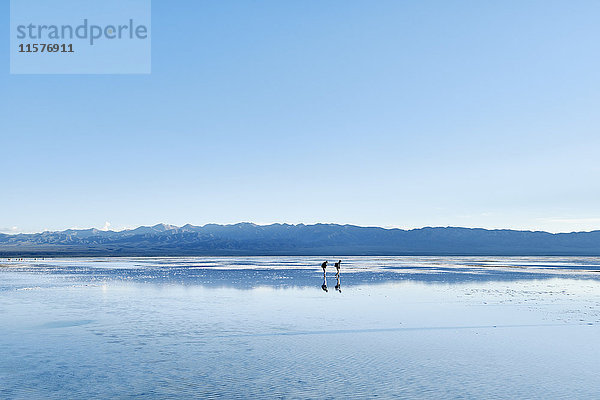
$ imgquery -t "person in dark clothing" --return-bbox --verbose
[334,260,341,278]
[320,261,328,292]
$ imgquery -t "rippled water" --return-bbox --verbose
[1,257,599,398]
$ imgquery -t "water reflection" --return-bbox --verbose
[319,260,342,292]
[321,260,329,291]
[321,275,328,292]
[335,260,342,292]
[2,256,600,293]
[1,260,600,399]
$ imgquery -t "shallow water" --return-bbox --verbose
[1,257,599,398]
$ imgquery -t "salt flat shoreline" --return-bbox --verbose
[1,256,600,290]
[2,256,600,398]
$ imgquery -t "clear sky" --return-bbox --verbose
[1,0,599,234]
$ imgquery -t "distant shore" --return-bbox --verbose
[2,223,600,257]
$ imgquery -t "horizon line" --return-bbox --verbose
[2,222,599,236]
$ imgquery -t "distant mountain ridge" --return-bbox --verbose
[1,223,599,256]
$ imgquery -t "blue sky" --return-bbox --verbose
[1,0,599,233]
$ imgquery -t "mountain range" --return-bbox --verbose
[1,223,600,257]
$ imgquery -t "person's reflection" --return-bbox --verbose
[334,260,342,292]
[320,260,328,292]
[335,274,341,293]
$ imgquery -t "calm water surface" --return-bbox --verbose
[1,256,599,399]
